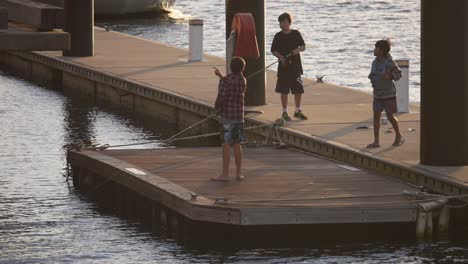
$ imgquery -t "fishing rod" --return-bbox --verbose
[245,53,292,80]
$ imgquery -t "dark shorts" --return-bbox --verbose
[275,75,304,94]
[222,123,246,145]
[373,97,397,116]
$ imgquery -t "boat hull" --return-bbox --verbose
[95,0,175,15]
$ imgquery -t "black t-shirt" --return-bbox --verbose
[270,29,305,78]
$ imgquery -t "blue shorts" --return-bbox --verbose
[223,123,246,145]
[373,97,397,116]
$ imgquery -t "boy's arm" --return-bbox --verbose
[213,67,224,79]
[292,45,305,55]
[369,60,377,80]
[293,31,306,55]
[215,78,227,112]
[382,60,403,81]
[273,51,286,64]
[242,78,247,93]
[270,34,278,54]
[390,60,403,81]
[271,34,286,63]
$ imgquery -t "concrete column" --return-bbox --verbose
[395,60,409,113]
[421,0,468,165]
[0,8,7,29]
[63,0,94,57]
[189,19,203,61]
[226,0,265,106]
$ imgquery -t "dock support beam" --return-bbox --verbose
[226,0,265,106]
[421,0,468,165]
[0,7,7,29]
[63,0,94,57]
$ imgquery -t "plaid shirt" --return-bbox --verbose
[215,72,246,122]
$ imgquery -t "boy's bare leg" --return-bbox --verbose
[294,93,302,109]
[281,94,288,110]
[388,113,404,146]
[367,112,381,148]
[212,144,231,181]
[222,144,231,177]
[233,143,243,180]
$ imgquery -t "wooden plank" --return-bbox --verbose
[68,150,243,225]
[0,23,69,50]
[0,0,64,29]
[66,147,423,225]
[240,207,418,225]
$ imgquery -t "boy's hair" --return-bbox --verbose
[230,56,246,73]
[278,12,292,24]
[375,39,391,56]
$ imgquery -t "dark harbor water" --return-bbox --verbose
[1,70,468,263]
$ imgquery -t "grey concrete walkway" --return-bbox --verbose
[44,28,468,186]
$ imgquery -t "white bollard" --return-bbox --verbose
[189,19,203,62]
[395,59,410,113]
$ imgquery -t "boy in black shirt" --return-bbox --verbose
[271,12,307,121]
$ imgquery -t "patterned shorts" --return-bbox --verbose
[222,123,246,145]
[373,97,397,116]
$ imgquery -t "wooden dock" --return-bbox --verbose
[67,146,437,247]
[3,28,468,199]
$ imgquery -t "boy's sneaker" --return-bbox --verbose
[294,111,308,120]
[282,112,291,121]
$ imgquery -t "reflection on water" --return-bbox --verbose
[97,0,422,102]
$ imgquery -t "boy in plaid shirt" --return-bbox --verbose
[212,57,246,181]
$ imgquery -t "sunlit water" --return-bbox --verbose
[97,0,421,102]
[2,1,468,263]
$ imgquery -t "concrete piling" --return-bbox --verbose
[0,7,7,29]
[416,210,427,240]
[438,206,450,236]
[226,0,265,106]
[63,0,94,57]
[425,212,433,238]
[421,0,468,165]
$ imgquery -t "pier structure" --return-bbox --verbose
[0,16,467,244]
[0,0,69,51]
[226,0,265,106]
[68,148,437,247]
[421,0,468,165]
[0,0,94,56]
[63,0,94,57]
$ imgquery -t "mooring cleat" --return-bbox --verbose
[190,192,198,201]
[212,197,231,204]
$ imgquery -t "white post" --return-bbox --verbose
[189,19,203,62]
[395,59,410,113]
[0,8,7,29]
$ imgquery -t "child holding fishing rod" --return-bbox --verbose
[212,57,247,181]
[271,12,307,121]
